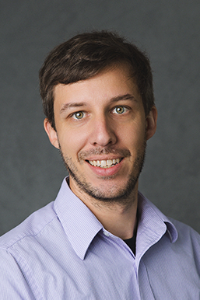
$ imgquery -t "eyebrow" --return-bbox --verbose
[110,93,137,103]
[60,93,137,114]
[60,102,87,114]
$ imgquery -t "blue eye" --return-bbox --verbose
[114,106,127,114]
[73,111,85,119]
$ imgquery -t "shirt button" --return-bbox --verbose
[103,230,110,237]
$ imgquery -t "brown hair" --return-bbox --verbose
[39,31,155,130]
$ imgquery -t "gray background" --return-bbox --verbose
[0,0,200,235]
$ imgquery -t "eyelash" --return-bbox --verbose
[71,111,85,120]
[70,106,129,120]
[113,106,129,114]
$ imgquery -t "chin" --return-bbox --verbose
[70,168,138,204]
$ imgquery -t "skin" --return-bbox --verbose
[44,64,157,239]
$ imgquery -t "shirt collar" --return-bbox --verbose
[54,177,178,260]
[54,178,103,260]
[136,191,178,261]
[139,192,178,243]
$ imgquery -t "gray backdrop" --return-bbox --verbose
[0,0,200,235]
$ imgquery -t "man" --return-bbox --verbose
[0,31,199,299]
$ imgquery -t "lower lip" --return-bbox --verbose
[87,160,123,177]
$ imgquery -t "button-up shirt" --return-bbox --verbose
[0,178,200,299]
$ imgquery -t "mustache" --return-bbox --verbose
[78,147,131,161]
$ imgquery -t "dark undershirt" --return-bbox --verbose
[124,236,136,254]
[123,210,139,255]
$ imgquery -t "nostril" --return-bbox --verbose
[89,120,117,147]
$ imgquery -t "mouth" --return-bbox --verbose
[87,158,123,168]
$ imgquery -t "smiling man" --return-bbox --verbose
[44,63,156,240]
[0,31,200,299]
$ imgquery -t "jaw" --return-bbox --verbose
[59,140,146,205]
[69,165,139,206]
[68,156,138,202]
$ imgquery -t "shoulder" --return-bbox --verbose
[0,202,58,299]
[169,217,200,248]
[166,217,200,276]
[0,201,56,251]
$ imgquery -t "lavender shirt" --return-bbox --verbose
[0,178,199,299]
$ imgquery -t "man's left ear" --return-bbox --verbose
[145,106,157,140]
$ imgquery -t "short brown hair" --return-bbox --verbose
[39,31,155,129]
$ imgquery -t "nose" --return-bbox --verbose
[89,115,117,147]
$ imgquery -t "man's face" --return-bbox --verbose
[45,65,157,203]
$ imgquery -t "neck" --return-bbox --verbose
[90,196,138,240]
[70,179,138,240]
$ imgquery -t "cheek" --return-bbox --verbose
[121,126,146,161]
[59,129,88,158]
[121,121,146,144]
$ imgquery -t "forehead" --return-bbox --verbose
[53,64,140,106]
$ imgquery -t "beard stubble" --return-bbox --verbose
[59,142,146,205]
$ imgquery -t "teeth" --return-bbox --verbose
[96,160,100,166]
[89,158,121,168]
[101,160,107,167]
[107,160,113,167]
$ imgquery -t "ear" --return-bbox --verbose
[44,118,59,149]
[145,106,157,140]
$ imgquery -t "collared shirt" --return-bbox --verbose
[0,178,200,299]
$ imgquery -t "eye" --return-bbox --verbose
[72,111,85,119]
[113,106,127,114]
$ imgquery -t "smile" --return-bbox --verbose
[88,158,121,168]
